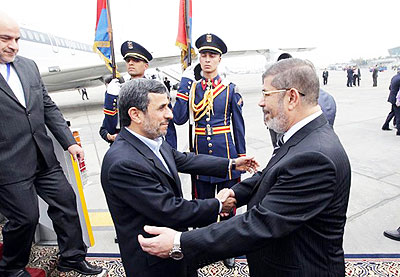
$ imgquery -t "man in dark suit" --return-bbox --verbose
[139,58,352,277]
[381,67,400,135]
[322,68,329,85]
[347,66,353,87]
[0,13,103,276]
[372,65,379,87]
[100,78,256,277]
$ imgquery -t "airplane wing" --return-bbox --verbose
[41,48,315,92]
[41,55,181,92]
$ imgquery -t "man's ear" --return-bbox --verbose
[144,63,149,70]
[286,89,301,111]
[128,107,142,124]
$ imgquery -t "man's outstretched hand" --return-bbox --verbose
[235,156,259,173]
[138,226,177,258]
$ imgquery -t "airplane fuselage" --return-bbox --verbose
[18,27,108,92]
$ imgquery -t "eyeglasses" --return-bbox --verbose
[262,88,305,97]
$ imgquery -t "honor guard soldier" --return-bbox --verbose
[99,41,177,148]
[173,34,246,267]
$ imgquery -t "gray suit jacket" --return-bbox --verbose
[181,115,351,277]
[0,56,75,185]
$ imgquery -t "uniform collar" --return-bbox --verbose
[201,75,222,90]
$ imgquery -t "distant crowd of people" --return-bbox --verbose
[344,65,362,87]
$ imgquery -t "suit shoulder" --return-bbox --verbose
[15,55,36,65]
[104,140,148,167]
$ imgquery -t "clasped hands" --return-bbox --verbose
[216,156,259,217]
[216,188,236,217]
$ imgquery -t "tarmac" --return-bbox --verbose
[49,68,400,255]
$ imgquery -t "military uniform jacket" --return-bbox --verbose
[100,91,119,143]
[173,75,246,183]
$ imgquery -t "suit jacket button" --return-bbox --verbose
[208,150,213,154]
[208,143,212,147]
[207,137,211,141]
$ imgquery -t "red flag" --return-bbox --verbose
[176,0,193,70]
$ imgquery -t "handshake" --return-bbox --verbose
[216,188,236,217]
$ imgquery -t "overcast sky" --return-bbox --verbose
[2,0,399,67]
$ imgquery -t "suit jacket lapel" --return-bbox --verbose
[251,115,328,195]
[0,67,21,105]
[160,143,182,196]
[119,128,175,181]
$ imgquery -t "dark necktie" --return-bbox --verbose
[272,134,285,156]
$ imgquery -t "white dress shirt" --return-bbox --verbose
[125,127,171,174]
[280,110,322,144]
[0,63,26,107]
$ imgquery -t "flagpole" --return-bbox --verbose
[184,0,196,200]
[106,0,117,78]
[185,0,194,154]
[185,0,191,67]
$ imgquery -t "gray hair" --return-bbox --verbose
[262,58,319,105]
[119,78,169,127]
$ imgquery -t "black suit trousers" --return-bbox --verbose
[0,157,86,272]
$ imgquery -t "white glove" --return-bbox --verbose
[107,79,121,96]
[182,62,199,80]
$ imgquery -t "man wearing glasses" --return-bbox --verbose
[139,58,351,277]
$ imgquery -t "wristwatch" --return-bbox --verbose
[169,233,183,260]
[230,159,236,171]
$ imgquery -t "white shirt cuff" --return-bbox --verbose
[174,231,182,247]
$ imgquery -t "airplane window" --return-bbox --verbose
[27,31,33,40]
[20,29,26,39]
[60,40,65,47]
[34,32,40,41]
[40,34,46,42]
[55,38,60,46]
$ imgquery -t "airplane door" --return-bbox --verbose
[48,34,59,53]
